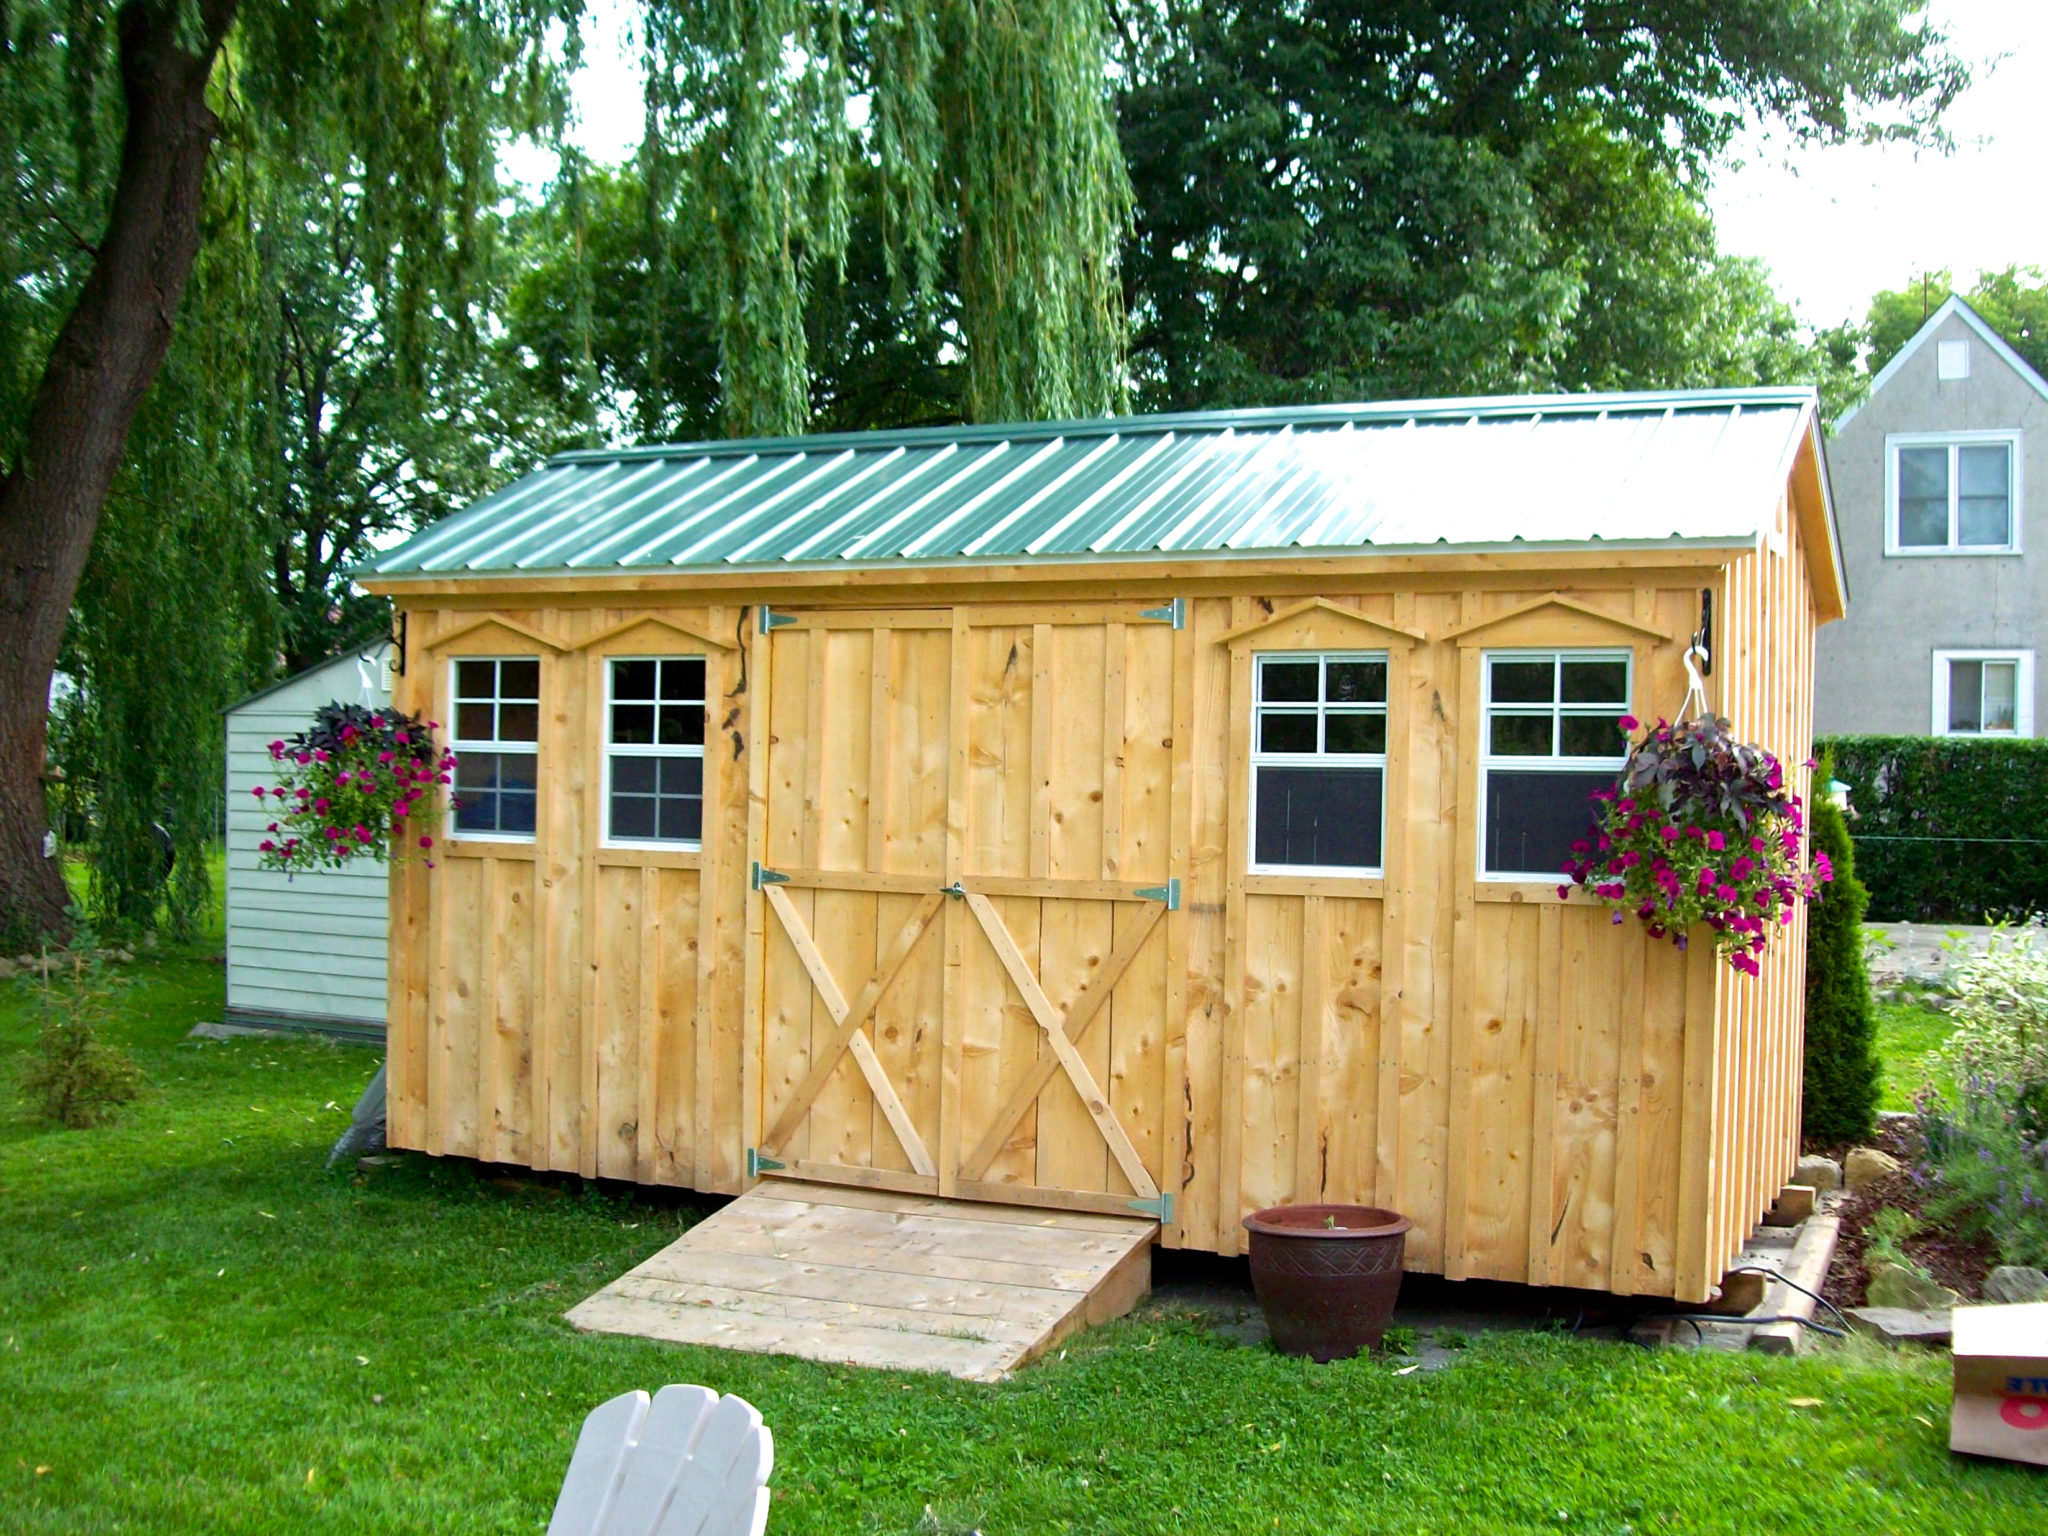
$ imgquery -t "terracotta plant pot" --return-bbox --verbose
[1243,1204,1412,1362]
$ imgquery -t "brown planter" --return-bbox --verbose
[1243,1204,1412,1362]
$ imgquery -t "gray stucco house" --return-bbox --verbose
[1815,295,2048,738]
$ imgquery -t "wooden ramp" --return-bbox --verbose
[566,1181,1157,1381]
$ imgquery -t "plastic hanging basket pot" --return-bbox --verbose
[1242,1204,1413,1362]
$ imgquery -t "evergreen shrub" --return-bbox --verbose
[1802,759,1879,1145]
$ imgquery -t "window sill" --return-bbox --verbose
[1474,879,1572,905]
[595,845,704,870]
[1242,872,1385,898]
[442,837,538,860]
[1883,546,2023,558]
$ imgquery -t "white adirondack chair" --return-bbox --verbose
[546,1386,773,1536]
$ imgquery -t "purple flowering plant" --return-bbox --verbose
[254,702,456,872]
[1560,713,1830,975]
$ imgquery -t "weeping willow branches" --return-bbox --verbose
[642,0,1130,434]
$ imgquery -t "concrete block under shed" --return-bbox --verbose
[1951,1302,2048,1466]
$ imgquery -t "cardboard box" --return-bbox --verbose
[1952,1302,2048,1466]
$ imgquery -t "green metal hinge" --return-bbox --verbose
[1127,1191,1174,1223]
[1134,877,1180,910]
[758,606,798,632]
[1138,598,1186,629]
[747,1148,785,1178]
[751,862,790,890]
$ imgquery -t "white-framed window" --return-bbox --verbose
[1933,649,2035,738]
[1480,649,1632,879]
[604,656,707,846]
[450,657,540,838]
[1886,431,2022,554]
[1249,651,1387,875]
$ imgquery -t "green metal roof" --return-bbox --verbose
[365,389,1822,579]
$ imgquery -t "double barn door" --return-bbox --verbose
[750,604,1181,1219]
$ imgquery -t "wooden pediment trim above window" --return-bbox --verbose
[1439,593,1678,650]
[426,612,566,653]
[574,612,736,653]
[1215,597,1426,652]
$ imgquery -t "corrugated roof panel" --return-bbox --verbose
[363,388,1821,578]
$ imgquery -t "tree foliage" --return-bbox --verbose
[640,0,1128,433]
[0,0,580,937]
[1864,266,2048,383]
[1113,2,1938,412]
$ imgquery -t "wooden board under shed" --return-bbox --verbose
[565,1180,1157,1381]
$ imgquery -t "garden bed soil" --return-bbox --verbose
[1819,1117,2000,1311]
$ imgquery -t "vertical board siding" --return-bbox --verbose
[385,549,1826,1300]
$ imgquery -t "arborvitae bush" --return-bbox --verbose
[1802,764,1879,1145]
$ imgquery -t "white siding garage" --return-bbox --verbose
[224,645,392,1035]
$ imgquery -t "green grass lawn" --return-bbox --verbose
[3,917,2044,1532]
[1873,1001,1955,1113]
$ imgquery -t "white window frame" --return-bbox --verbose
[1932,649,2035,739]
[602,654,709,850]
[1885,430,2024,556]
[1248,650,1388,878]
[1478,647,1633,882]
[448,656,540,843]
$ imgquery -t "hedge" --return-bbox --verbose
[1817,735,2048,923]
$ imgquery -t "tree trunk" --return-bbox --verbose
[0,0,235,940]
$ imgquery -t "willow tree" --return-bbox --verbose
[641,0,1130,436]
[0,0,580,940]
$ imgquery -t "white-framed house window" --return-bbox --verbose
[450,657,540,838]
[1932,650,2035,738]
[1249,651,1387,875]
[1886,431,2022,554]
[604,656,707,846]
[1480,649,1632,879]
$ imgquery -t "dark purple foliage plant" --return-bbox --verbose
[1562,714,1829,974]
[254,703,457,872]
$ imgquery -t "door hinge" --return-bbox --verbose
[759,606,798,633]
[1134,877,1181,910]
[1138,598,1186,629]
[751,862,790,889]
[1127,1191,1174,1223]
[747,1148,786,1178]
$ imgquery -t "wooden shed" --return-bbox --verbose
[361,388,1842,1305]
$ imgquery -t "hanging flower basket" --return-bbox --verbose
[1560,713,1831,975]
[254,702,457,873]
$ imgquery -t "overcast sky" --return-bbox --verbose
[544,0,2046,333]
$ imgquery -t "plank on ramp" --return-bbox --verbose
[566,1180,1156,1381]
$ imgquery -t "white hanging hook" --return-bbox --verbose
[1680,641,1710,722]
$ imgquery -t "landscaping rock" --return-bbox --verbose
[0,958,14,979]
[1844,1147,1903,1192]
[1794,1154,1843,1192]
[1983,1266,2048,1305]
[1865,1261,1959,1311]
[1846,1307,1953,1347]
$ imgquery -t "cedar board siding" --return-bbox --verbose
[382,550,1823,1302]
